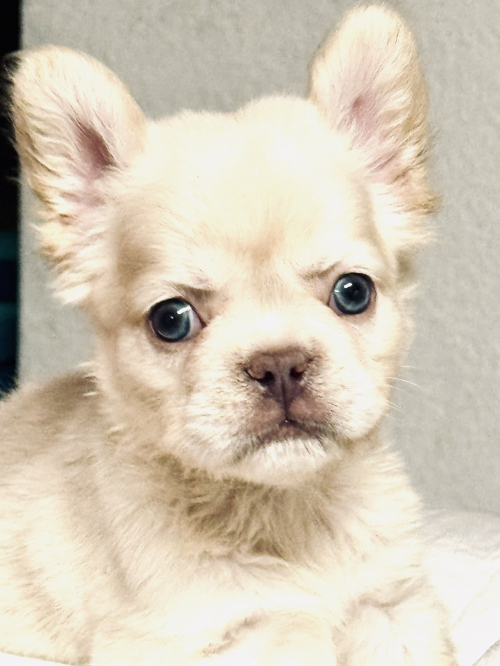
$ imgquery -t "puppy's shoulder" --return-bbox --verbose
[0,370,104,470]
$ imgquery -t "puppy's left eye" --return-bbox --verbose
[149,298,202,342]
[330,273,373,315]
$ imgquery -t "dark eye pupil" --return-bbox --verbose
[332,273,372,315]
[150,298,193,342]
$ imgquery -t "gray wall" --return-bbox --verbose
[20,0,500,513]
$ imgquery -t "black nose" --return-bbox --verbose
[245,348,310,411]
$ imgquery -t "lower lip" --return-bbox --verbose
[254,422,319,445]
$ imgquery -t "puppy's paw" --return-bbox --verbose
[340,602,456,666]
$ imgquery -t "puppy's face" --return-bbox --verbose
[96,102,406,484]
[12,7,434,485]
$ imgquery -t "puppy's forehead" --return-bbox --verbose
[117,97,379,289]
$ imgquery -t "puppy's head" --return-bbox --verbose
[12,6,435,485]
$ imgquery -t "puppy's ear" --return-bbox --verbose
[310,6,436,218]
[11,46,147,302]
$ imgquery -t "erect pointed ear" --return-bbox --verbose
[309,6,436,215]
[11,46,147,303]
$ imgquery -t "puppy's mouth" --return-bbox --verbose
[228,418,334,469]
[252,419,326,447]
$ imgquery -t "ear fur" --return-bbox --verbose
[11,46,147,303]
[309,5,436,217]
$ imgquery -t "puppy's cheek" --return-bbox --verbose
[171,376,254,471]
[327,383,389,440]
[91,321,244,469]
[323,301,409,438]
[94,327,191,444]
[311,361,386,440]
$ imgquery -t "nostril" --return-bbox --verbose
[246,361,273,382]
[261,370,275,385]
[290,358,309,379]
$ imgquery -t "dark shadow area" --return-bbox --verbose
[0,0,21,394]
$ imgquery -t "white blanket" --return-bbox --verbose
[423,511,500,666]
[1,510,499,666]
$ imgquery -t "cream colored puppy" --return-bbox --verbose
[1,6,455,666]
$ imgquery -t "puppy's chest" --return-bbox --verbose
[130,496,365,622]
[127,541,342,639]
[111,458,415,626]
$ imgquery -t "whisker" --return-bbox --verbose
[392,377,422,390]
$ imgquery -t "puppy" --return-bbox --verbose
[0,6,456,666]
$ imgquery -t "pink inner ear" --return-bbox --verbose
[76,120,115,178]
[68,120,116,209]
[348,94,400,181]
[350,94,378,141]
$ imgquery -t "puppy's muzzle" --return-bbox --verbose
[245,348,310,414]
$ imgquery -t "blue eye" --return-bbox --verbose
[331,273,373,315]
[149,298,201,342]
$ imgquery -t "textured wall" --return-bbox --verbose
[20,0,500,512]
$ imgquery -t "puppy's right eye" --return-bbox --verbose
[330,273,373,315]
[149,298,202,342]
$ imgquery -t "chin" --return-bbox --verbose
[225,434,342,487]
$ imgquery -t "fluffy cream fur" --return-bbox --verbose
[1,6,455,666]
